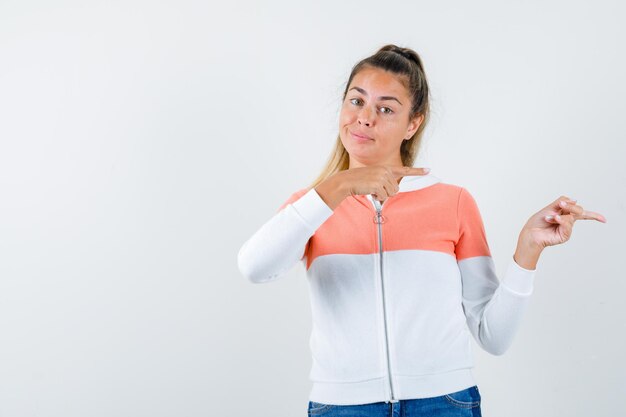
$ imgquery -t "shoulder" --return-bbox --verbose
[425,181,480,213]
[421,180,467,201]
[434,181,464,193]
[433,180,477,198]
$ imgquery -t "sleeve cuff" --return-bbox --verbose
[501,256,536,295]
[289,187,334,231]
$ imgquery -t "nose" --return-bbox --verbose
[357,106,373,126]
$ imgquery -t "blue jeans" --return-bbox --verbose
[307,385,481,416]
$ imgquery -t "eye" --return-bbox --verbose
[349,98,394,115]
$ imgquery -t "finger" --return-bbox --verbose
[558,201,585,218]
[549,196,577,212]
[545,213,575,236]
[544,212,576,223]
[387,170,402,190]
[392,166,430,178]
[577,209,607,223]
[557,201,607,223]
[374,185,390,201]
[556,213,575,225]
[384,175,400,196]
[545,197,580,223]
[373,183,390,201]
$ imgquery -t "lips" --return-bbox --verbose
[350,130,373,140]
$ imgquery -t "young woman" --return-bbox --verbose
[238,44,606,417]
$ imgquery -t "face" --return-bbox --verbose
[339,66,423,170]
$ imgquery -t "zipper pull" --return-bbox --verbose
[372,197,386,223]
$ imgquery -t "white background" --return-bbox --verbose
[1,0,624,416]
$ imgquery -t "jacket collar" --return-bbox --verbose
[397,172,441,192]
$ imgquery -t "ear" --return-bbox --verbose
[406,114,424,139]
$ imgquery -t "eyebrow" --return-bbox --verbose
[348,86,403,105]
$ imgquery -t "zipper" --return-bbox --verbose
[371,197,398,403]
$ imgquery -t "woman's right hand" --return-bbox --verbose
[315,165,431,210]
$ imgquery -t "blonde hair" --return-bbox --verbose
[308,44,431,189]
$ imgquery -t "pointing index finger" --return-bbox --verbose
[581,210,608,223]
[394,166,430,177]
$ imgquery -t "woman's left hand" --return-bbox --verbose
[522,195,607,249]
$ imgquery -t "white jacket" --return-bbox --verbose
[237,173,536,405]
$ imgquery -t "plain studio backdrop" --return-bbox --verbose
[0,0,624,416]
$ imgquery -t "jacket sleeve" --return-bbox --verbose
[455,187,536,356]
[237,187,334,283]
